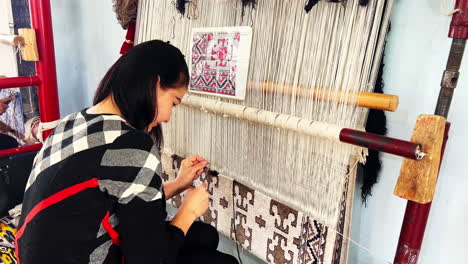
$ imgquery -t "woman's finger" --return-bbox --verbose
[196,168,204,175]
[0,97,13,104]
[187,154,206,164]
[190,161,207,174]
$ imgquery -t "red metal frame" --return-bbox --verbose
[0,0,59,157]
[0,143,42,157]
[30,0,60,139]
[0,76,41,90]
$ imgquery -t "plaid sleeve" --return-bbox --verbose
[99,130,184,263]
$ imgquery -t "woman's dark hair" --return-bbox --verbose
[93,40,189,147]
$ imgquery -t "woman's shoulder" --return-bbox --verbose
[100,130,159,174]
[110,129,154,150]
[55,109,132,131]
[45,109,148,152]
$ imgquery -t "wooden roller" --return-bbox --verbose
[394,115,446,203]
[250,81,399,112]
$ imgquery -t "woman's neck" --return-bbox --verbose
[87,96,123,117]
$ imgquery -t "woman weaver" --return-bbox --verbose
[17,40,239,264]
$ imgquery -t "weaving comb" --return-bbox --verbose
[394,114,446,203]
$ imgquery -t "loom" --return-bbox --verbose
[133,0,446,263]
[0,0,60,159]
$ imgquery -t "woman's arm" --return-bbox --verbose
[169,183,208,234]
[101,131,186,263]
[163,180,185,200]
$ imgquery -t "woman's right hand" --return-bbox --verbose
[179,182,209,219]
[170,182,209,235]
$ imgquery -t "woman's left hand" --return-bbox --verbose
[175,154,208,191]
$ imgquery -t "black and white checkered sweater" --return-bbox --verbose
[17,109,184,264]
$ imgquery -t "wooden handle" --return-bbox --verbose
[250,81,399,112]
[358,91,399,112]
[339,128,421,159]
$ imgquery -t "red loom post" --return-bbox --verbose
[394,123,450,263]
[30,0,60,140]
[394,0,468,262]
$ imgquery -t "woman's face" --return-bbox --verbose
[147,81,187,132]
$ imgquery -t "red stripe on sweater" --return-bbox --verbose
[15,178,99,263]
[102,211,121,246]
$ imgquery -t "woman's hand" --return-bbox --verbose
[170,182,209,235]
[0,97,13,116]
[163,154,208,200]
[180,182,209,218]
[175,154,208,191]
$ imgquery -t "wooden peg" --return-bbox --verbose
[18,28,39,61]
[394,115,446,203]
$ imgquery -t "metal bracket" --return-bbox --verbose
[440,70,459,89]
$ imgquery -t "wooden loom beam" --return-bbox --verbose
[251,80,399,112]
[183,94,423,160]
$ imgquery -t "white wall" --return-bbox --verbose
[50,0,125,116]
[351,0,468,263]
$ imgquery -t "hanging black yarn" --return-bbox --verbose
[305,0,369,13]
[360,61,387,204]
[359,0,369,6]
[304,0,320,13]
[175,0,189,16]
[360,23,391,205]
[241,0,257,19]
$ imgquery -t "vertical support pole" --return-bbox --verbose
[29,0,60,139]
[394,123,450,264]
[394,1,468,262]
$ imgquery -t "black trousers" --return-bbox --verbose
[176,221,239,264]
[0,133,18,150]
